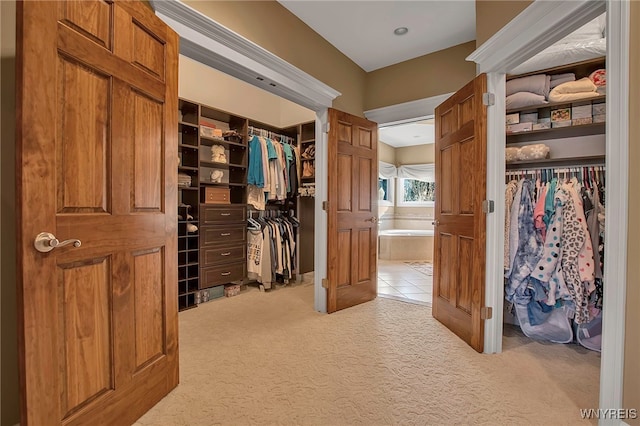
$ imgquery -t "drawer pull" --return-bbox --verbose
[221,232,231,236]
[220,213,231,216]
[220,252,231,256]
[221,271,231,276]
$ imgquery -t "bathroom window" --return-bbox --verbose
[397,164,435,207]
[378,178,394,205]
[378,161,397,206]
[398,179,435,206]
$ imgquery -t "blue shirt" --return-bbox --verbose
[248,135,264,188]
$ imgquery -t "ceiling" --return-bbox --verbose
[278,1,476,72]
[379,119,434,148]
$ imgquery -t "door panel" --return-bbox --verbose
[132,91,164,211]
[133,248,165,370]
[59,258,113,417]
[57,57,111,214]
[432,74,488,353]
[327,109,378,313]
[59,0,113,50]
[17,1,179,424]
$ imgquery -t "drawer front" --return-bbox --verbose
[200,244,246,267]
[201,225,246,246]
[201,205,246,224]
[204,187,230,204]
[200,262,245,288]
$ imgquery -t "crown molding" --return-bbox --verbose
[151,0,340,111]
[467,0,606,73]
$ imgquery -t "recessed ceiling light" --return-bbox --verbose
[394,27,409,36]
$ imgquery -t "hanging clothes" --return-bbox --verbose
[504,166,605,350]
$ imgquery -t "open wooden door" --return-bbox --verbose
[16,1,179,424]
[326,108,378,313]
[432,75,488,352]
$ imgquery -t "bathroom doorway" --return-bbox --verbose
[376,119,436,305]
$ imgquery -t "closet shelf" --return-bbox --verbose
[200,136,246,148]
[179,143,199,150]
[506,95,605,114]
[178,166,198,172]
[506,155,605,169]
[201,160,230,169]
[300,138,315,144]
[506,122,605,143]
[178,187,199,191]
[179,121,199,129]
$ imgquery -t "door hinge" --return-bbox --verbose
[481,307,493,320]
[322,201,328,211]
[321,278,329,289]
[323,122,330,133]
[482,199,494,214]
[482,92,495,106]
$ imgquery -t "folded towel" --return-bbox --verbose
[506,92,547,110]
[589,69,606,86]
[506,74,551,98]
[548,77,597,102]
[550,77,596,94]
[548,91,600,103]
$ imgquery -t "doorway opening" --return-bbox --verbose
[376,119,436,305]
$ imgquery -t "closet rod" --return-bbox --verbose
[247,125,296,145]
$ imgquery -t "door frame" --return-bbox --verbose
[468,0,628,416]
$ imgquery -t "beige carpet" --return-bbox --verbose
[136,282,600,425]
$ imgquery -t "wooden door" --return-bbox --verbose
[16,1,179,424]
[432,75,488,353]
[327,108,378,313]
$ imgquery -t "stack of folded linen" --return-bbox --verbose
[178,173,192,188]
[506,74,550,110]
[549,76,599,102]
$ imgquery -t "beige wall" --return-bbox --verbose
[475,1,533,47]
[378,142,396,164]
[183,1,367,117]
[179,55,314,128]
[624,2,640,422]
[395,144,435,165]
[364,42,477,111]
[1,0,19,424]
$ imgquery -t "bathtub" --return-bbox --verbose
[378,229,434,261]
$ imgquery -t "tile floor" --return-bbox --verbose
[377,260,433,305]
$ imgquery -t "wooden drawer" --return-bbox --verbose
[201,225,246,246]
[200,244,246,267]
[201,205,246,225]
[200,262,245,288]
[204,187,230,204]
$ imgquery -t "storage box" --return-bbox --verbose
[506,113,520,125]
[571,104,592,119]
[533,122,551,130]
[552,120,572,128]
[551,108,571,122]
[506,122,533,133]
[592,102,606,115]
[519,112,538,123]
[200,125,217,138]
[199,286,224,303]
[204,187,230,204]
[593,114,606,123]
[572,117,593,126]
[224,284,241,297]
